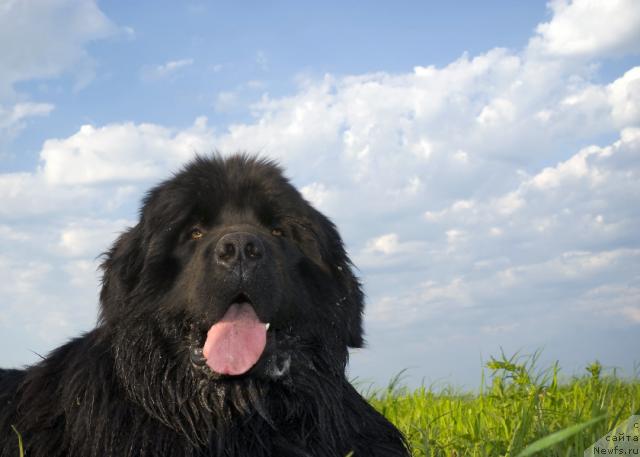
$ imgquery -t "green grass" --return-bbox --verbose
[364,350,640,456]
[10,425,23,457]
[10,350,639,456]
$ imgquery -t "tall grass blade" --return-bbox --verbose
[513,415,606,457]
[11,425,24,457]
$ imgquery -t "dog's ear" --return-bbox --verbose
[98,223,146,323]
[315,214,365,348]
[336,259,365,348]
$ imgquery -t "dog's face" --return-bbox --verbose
[99,156,363,381]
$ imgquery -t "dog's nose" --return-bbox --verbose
[215,232,264,270]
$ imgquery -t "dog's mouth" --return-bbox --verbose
[190,294,270,377]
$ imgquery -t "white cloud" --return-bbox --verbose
[0,216,125,364]
[0,225,30,242]
[0,172,96,217]
[620,306,640,323]
[0,252,99,362]
[574,282,640,324]
[214,60,640,219]
[414,128,640,269]
[366,233,401,255]
[531,0,640,58]
[480,322,520,335]
[57,218,132,258]
[40,117,214,186]
[215,91,238,112]
[445,229,467,245]
[0,0,122,150]
[160,59,194,73]
[608,67,640,127]
[476,98,516,125]
[0,102,54,129]
[0,117,214,217]
[64,259,99,288]
[0,102,54,147]
[300,182,333,210]
[0,0,119,97]
[357,233,431,272]
[141,58,194,80]
[368,277,471,326]
[0,117,214,220]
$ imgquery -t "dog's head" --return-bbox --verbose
[99,155,364,380]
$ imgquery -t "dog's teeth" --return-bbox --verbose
[265,323,270,330]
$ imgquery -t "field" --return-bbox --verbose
[365,351,640,456]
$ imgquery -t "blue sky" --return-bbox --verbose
[4,1,550,172]
[1,0,639,388]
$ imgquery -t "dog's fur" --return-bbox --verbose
[0,155,409,456]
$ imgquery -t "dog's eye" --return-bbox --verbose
[190,228,204,240]
[271,228,284,237]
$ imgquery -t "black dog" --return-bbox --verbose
[0,155,409,456]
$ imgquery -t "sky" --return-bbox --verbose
[0,0,639,389]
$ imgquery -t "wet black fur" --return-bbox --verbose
[0,155,409,456]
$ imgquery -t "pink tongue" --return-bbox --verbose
[202,303,267,376]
